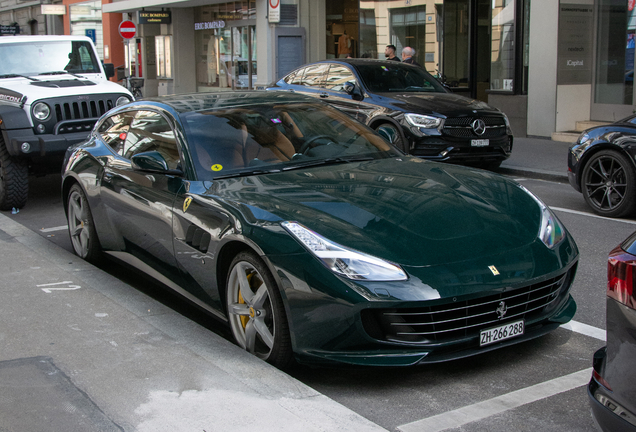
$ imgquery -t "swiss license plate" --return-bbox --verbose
[471,139,489,147]
[480,320,524,346]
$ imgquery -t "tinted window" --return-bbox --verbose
[290,68,304,85]
[123,111,180,170]
[301,64,329,87]
[325,64,357,92]
[98,112,135,153]
[283,70,297,84]
[355,63,447,93]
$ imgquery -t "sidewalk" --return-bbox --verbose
[0,213,386,432]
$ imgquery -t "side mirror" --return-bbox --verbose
[131,151,182,176]
[103,63,115,79]
[343,81,364,101]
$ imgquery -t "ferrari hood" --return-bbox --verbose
[212,157,543,267]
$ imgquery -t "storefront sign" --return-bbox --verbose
[41,5,66,15]
[119,20,137,39]
[268,0,280,23]
[138,11,171,25]
[194,21,225,30]
[0,25,19,35]
[557,5,593,85]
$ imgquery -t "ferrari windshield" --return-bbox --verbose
[355,63,447,93]
[0,40,101,76]
[180,102,401,181]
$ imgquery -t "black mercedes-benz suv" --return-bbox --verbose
[268,59,513,169]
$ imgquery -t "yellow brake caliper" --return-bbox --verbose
[238,273,253,329]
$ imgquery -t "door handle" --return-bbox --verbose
[319,92,329,98]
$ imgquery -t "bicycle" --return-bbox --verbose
[121,76,144,99]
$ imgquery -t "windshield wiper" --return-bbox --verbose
[282,156,374,171]
[0,74,40,81]
[39,71,84,79]
[212,167,283,180]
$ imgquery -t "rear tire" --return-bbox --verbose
[0,136,28,211]
[67,183,102,263]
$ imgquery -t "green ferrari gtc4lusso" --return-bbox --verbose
[61,92,578,368]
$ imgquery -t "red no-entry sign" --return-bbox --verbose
[119,20,136,39]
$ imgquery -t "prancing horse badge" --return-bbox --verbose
[183,197,193,213]
[488,265,500,276]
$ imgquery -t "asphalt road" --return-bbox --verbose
[5,172,630,432]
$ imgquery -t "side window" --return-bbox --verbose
[283,70,297,84]
[325,64,357,92]
[301,64,329,88]
[98,112,135,153]
[290,68,304,85]
[123,110,180,170]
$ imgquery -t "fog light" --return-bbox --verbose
[21,142,31,153]
[36,124,46,134]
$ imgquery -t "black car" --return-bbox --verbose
[588,232,636,431]
[568,114,636,218]
[269,59,513,169]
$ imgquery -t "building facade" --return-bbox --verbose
[3,0,636,139]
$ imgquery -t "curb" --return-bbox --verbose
[496,165,568,183]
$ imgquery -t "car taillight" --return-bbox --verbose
[607,245,636,310]
[593,368,613,391]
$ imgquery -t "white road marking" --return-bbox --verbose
[561,320,606,341]
[37,281,81,293]
[40,225,68,233]
[551,207,636,224]
[397,368,592,432]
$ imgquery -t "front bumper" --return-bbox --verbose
[4,129,91,158]
[409,134,513,164]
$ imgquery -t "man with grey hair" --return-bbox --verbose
[402,47,422,67]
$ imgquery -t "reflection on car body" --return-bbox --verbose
[62,92,577,369]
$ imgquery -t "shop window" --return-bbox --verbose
[156,36,173,79]
[490,0,515,91]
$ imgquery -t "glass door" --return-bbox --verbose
[230,25,256,89]
[591,0,636,120]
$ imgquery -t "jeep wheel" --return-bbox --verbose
[0,136,28,211]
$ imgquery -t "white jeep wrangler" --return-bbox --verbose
[0,35,133,210]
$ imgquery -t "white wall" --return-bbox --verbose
[527,0,559,137]
[556,84,592,131]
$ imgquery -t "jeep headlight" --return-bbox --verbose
[405,113,442,129]
[33,102,50,121]
[116,96,132,106]
[282,221,407,281]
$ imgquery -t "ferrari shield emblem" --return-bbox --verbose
[488,265,500,276]
[183,197,193,213]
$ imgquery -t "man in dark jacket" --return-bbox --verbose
[384,45,401,61]
[401,47,422,67]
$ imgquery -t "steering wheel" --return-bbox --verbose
[299,135,335,154]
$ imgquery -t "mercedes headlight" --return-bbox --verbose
[32,102,50,121]
[116,96,132,106]
[281,222,408,281]
[518,185,565,249]
[405,113,442,129]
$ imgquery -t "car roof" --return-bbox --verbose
[137,91,318,114]
[0,35,95,44]
[302,58,421,68]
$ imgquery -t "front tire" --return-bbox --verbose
[582,149,636,218]
[375,123,407,153]
[0,137,28,211]
[226,251,293,369]
[67,183,102,263]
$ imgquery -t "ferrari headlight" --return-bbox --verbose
[518,185,566,249]
[405,113,442,129]
[281,221,407,281]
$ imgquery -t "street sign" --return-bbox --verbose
[268,0,280,23]
[118,20,136,39]
[85,29,96,43]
